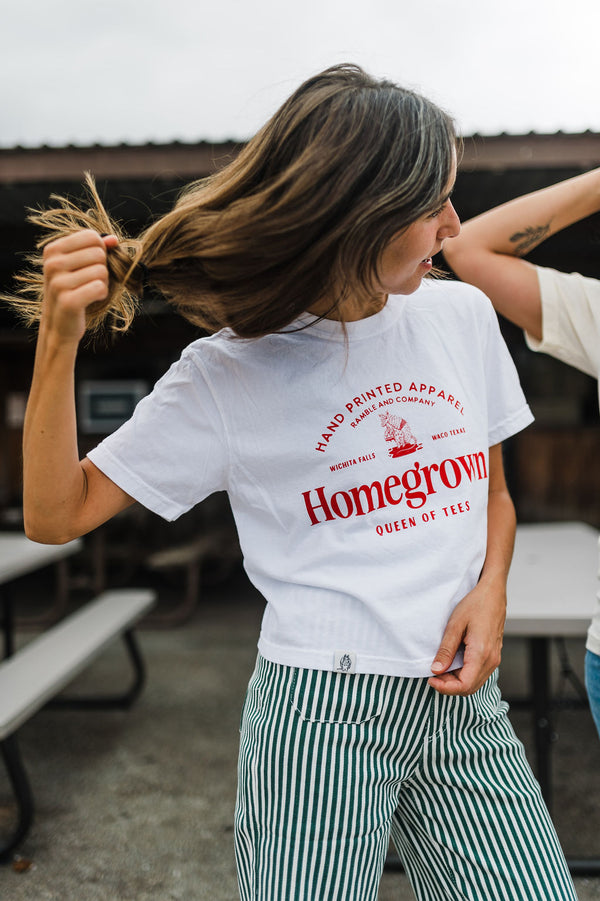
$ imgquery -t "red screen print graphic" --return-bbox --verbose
[379,411,423,458]
[314,381,466,454]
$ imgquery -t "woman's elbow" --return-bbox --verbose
[23,512,79,545]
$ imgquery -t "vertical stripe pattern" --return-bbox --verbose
[234,656,576,901]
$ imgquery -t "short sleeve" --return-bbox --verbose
[525,266,600,379]
[87,348,229,520]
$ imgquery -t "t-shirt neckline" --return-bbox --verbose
[289,295,402,341]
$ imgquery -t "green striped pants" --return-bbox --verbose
[234,655,577,900]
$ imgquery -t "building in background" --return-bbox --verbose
[1,134,599,540]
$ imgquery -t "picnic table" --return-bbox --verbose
[0,531,155,860]
[505,521,599,874]
[0,532,83,657]
[386,521,600,877]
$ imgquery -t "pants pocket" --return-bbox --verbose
[290,667,384,725]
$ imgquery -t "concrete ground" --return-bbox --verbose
[1,568,600,901]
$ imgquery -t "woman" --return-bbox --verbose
[13,64,575,900]
[443,166,600,741]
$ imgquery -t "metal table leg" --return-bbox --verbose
[529,637,556,810]
[527,637,600,875]
[0,735,34,863]
[1,586,14,659]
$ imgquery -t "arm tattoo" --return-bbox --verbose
[509,223,551,256]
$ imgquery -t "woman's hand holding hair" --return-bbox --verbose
[22,229,134,545]
[4,174,142,337]
[41,230,118,344]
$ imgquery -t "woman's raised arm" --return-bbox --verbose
[443,167,600,341]
[23,230,134,544]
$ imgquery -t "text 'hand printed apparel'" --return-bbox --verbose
[88,281,532,677]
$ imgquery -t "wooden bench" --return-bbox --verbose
[0,588,156,862]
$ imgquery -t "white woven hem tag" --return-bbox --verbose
[334,651,357,674]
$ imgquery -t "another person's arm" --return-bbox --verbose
[443,167,600,341]
[428,443,514,696]
[23,230,134,544]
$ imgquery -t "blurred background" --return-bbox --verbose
[1,0,600,581]
[2,3,600,895]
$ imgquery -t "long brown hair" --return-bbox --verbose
[8,64,457,338]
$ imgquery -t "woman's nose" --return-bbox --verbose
[440,201,461,239]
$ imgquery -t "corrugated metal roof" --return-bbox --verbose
[0,140,240,184]
[2,133,600,185]
[460,131,600,171]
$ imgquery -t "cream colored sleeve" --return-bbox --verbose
[524,266,600,380]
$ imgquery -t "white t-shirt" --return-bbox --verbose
[526,266,600,655]
[89,280,533,677]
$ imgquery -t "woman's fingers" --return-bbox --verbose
[41,229,116,340]
[43,232,112,292]
[48,262,109,295]
[44,236,108,279]
[43,228,106,257]
[45,244,108,274]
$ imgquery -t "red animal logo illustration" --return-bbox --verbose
[379,412,423,458]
